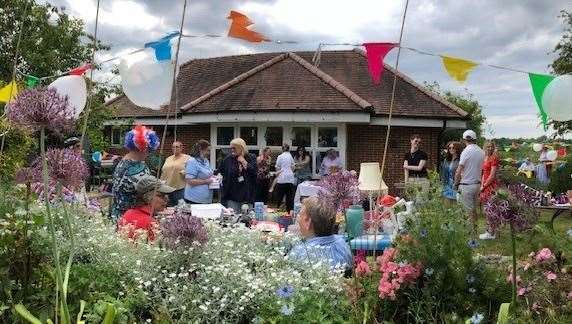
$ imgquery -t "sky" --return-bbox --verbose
[43,0,571,139]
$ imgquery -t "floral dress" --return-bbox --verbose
[480,156,499,203]
[110,159,150,220]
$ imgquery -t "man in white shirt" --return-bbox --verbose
[454,130,485,234]
[274,143,296,212]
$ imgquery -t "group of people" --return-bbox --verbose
[402,131,500,240]
[109,125,351,269]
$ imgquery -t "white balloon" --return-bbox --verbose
[546,150,558,161]
[119,49,174,110]
[542,75,572,121]
[48,75,87,118]
[533,143,543,152]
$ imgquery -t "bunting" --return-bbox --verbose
[528,73,555,130]
[363,43,397,84]
[24,75,40,88]
[442,55,478,84]
[0,80,19,103]
[144,32,180,61]
[68,63,92,76]
[227,10,269,43]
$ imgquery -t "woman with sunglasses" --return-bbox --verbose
[441,141,463,203]
[219,138,257,212]
[160,141,190,206]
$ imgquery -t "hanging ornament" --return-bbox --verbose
[48,75,87,118]
[119,49,174,110]
[68,63,92,76]
[24,75,40,88]
[227,10,269,43]
[541,75,572,122]
[529,73,555,130]
[363,43,397,84]
[144,32,179,61]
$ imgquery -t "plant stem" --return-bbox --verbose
[40,128,70,324]
[57,183,76,302]
[510,224,517,307]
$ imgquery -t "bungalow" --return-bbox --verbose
[105,49,468,190]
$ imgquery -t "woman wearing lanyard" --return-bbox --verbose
[185,140,214,204]
[219,138,257,212]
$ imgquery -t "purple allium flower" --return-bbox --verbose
[483,186,538,235]
[160,210,208,248]
[317,170,362,212]
[30,148,89,190]
[6,87,75,134]
[15,167,35,185]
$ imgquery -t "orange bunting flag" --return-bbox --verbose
[441,55,478,84]
[68,63,92,76]
[227,10,269,43]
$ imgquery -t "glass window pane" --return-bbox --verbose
[318,127,338,147]
[217,127,234,146]
[112,128,121,145]
[264,127,283,146]
[291,127,311,147]
[317,150,340,175]
[240,127,258,146]
[215,148,231,170]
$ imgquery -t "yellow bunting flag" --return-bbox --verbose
[441,55,478,83]
[0,80,19,103]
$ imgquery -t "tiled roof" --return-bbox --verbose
[108,50,467,119]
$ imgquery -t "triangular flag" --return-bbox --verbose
[442,55,478,83]
[529,73,556,130]
[363,43,397,84]
[0,80,19,103]
[144,32,180,61]
[68,63,92,76]
[227,10,269,43]
[24,75,40,88]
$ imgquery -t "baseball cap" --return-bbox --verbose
[135,175,175,195]
[462,130,477,140]
[64,136,81,148]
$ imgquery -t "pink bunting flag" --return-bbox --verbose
[363,43,397,84]
[68,63,92,76]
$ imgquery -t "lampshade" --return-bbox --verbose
[358,162,388,193]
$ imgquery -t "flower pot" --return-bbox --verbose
[345,205,364,239]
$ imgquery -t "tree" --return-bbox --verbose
[1,0,111,157]
[549,9,572,135]
[425,82,487,145]
[0,0,107,82]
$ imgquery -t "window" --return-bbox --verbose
[318,127,338,147]
[291,127,311,147]
[211,124,345,177]
[111,128,122,146]
[264,127,283,146]
[217,127,234,146]
[240,127,258,145]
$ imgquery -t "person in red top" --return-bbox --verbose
[479,140,500,240]
[118,175,175,241]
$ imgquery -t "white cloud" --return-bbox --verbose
[65,0,162,31]
[486,114,553,138]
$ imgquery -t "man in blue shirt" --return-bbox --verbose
[289,197,352,270]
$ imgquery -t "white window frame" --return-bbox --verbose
[210,123,346,178]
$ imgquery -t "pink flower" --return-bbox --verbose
[535,248,554,263]
[567,291,572,300]
[355,261,372,277]
[378,279,396,300]
[506,274,521,284]
[544,271,557,281]
[517,287,529,296]
[381,261,399,274]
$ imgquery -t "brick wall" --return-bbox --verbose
[106,124,211,156]
[346,124,442,191]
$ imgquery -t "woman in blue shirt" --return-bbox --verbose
[185,140,214,204]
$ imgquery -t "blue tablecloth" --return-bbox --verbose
[349,234,393,251]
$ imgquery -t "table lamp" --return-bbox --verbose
[358,162,388,255]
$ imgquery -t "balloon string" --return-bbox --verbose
[156,0,188,180]
[380,0,410,184]
[80,0,101,150]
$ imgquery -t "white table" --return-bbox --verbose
[294,181,324,203]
